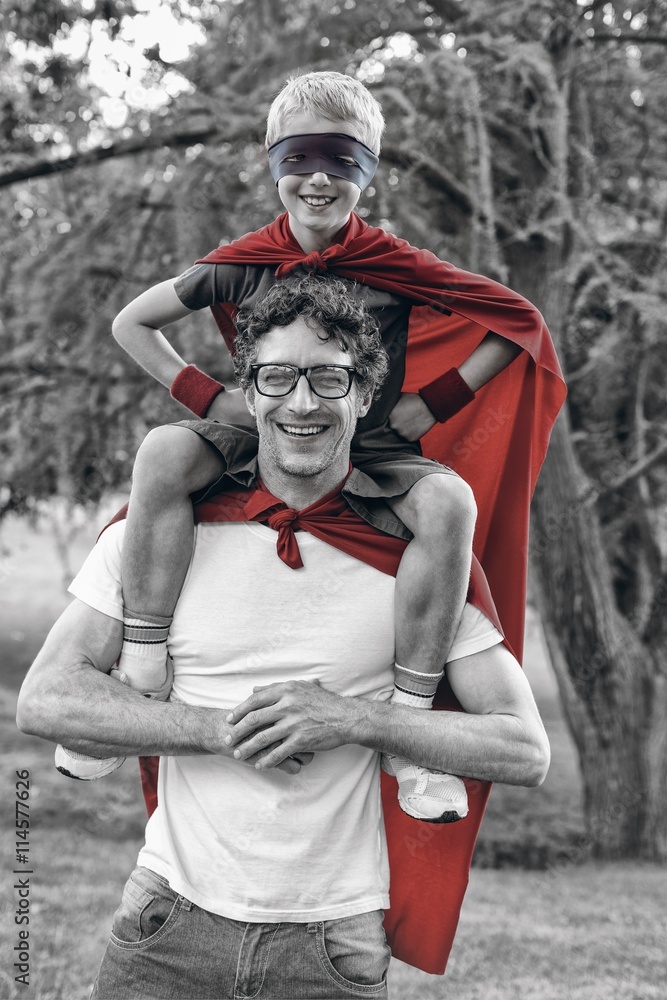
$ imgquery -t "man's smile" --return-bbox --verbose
[278,422,329,438]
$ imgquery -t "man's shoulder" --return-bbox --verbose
[97,512,128,544]
[194,482,259,525]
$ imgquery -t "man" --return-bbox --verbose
[17,276,550,1000]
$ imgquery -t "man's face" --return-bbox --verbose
[276,111,363,247]
[245,315,371,483]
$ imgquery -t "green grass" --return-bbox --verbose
[389,864,667,999]
[1,511,665,999]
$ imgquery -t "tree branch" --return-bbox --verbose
[422,0,468,24]
[597,440,667,498]
[0,123,263,189]
[642,567,667,648]
[573,0,609,12]
[565,354,598,385]
[590,33,667,45]
[0,364,153,383]
[381,143,472,212]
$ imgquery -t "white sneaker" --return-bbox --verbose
[382,755,469,823]
[54,745,126,781]
[55,656,173,781]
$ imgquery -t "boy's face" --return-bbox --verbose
[276,112,364,249]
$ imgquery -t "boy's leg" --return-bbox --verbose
[388,471,475,675]
[385,471,476,822]
[55,426,227,782]
[124,425,227,616]
[117,425,227,684]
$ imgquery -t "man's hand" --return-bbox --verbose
[105,665,305,776]
[224,680,361,770]
[230,726,312,775]
[206,387,257,429]
[388,392,436,441]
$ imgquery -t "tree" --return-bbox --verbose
[1,0,665,857]
[507,4,667,860]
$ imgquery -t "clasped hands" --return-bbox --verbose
[224,680,360,775]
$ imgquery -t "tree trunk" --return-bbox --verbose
[498,25,667,859]
[512,236,667,860]
[531,412,667,859]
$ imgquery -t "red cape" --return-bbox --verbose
[196,211,566,664]
[107,479,501,977]
[124,214,564,975]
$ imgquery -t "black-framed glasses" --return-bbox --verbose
[250,364,358,399]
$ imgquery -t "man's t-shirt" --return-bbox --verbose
[69,519,502,922]
[174,262,412,433]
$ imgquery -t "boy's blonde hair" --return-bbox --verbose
[265,71,385,155]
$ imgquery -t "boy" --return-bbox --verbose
[56,72,564,825]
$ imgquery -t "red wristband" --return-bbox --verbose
[418,367,475,423]
[170,365,224,418]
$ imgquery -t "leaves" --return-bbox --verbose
[1,0,665,564]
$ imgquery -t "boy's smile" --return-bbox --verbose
[300,194,336,210]
[276,111,366,252]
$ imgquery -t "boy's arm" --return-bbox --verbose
[112,278,254,425]
[15,599,298,771]
[458,330,524,391]
[112,278,196,389]
[389,331,523,441]
[224,641,550,787]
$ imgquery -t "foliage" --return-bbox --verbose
[2,0,665,511]
[2,0,667,853]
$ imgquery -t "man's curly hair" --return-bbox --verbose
[233,276,389,400]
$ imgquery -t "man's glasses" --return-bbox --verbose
[250,364,358,399]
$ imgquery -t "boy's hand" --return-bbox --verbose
[206,387,257,429]
[388,393,436,441]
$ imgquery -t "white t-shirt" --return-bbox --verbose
[69,518,502,921]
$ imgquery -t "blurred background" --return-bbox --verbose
[1,0,666,997]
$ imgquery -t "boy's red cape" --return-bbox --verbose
[133,211,565,975]
[195,211,566,663]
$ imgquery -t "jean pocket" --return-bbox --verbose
[315,911,389,995]
[110,866,187,952]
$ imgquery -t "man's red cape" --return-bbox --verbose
[195,211,566,664]
[110,480,501,977]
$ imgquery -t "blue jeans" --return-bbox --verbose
[91,867,390,999]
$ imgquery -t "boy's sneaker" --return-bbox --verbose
[54,745,125,781]
[55,656,174,781]
[382,754,469,823]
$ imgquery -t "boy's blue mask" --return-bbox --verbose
[267,132,379,191]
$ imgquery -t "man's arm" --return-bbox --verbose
[16,599,300,772]
[224,641,550,787]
